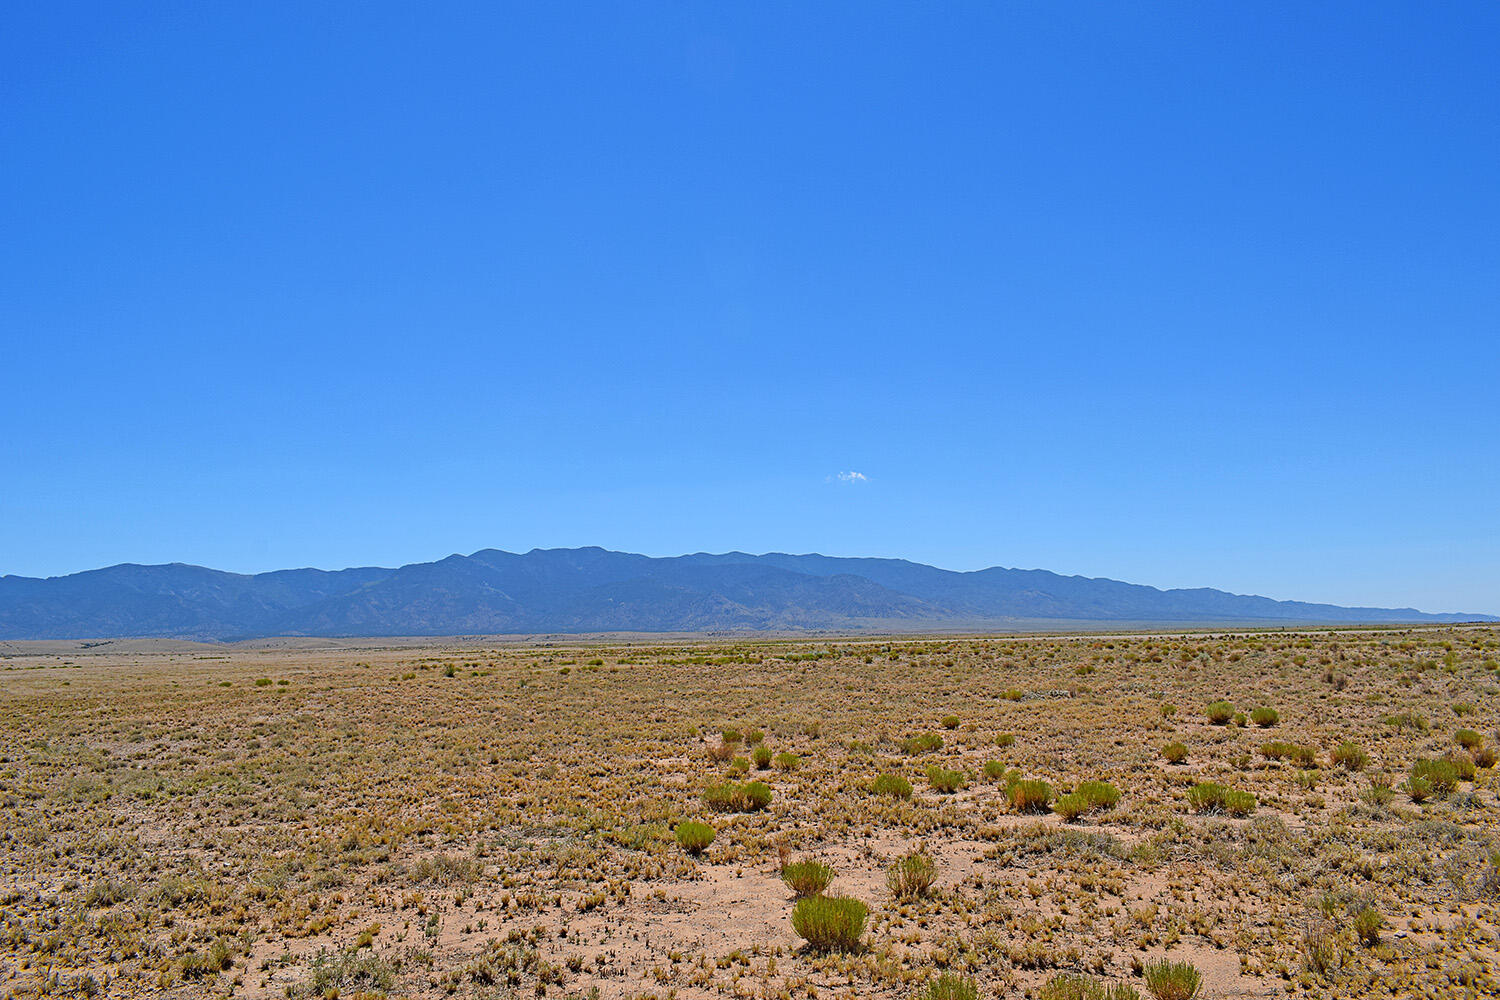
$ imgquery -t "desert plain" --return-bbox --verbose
[2,626,1498,999]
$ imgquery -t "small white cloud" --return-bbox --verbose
[833,470,868,484]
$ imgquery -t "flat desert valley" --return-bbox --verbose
[3,627,1498,999]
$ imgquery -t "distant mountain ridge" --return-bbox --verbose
[0,547,1490,639]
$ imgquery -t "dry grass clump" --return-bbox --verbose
[1352,904,1383,946]
[1331,740,1369,770]
[887,851,937,900]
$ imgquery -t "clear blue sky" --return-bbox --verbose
[3,3,1497,613]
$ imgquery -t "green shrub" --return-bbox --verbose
[1187,781,1255,816]
[871,773,913,799]
[996,733,1016,747]
[1383,711,1427,731]
[925,764,965,794]
[774,751,801,771]
[1352,905,1382,946]
[920,972,979,1000]
[1055,780,1119,822]
[901,733,944,754]
[781,859,835,898]
[1456,728,1483,750]
[983,760,1005,780]
[1076,780,1120,810]
[1205,700,1234,725]
[1410,758,1459,794]
[702,780,773,813]
[1331,741,1369,771]
[179,939,234,979]
[1142,959,1200,1000]
[887,852,936,900]
[753,745,773,769]
[1161,742,1188,764]
[1250,706,1279,727]
[1009,778,1053,813]
[1362,773,1395,805]
[940,714,960,730]
[1038,973,1140,1000]
[790,894,867,952]
[1406,776,1432,802]
[746,729,765,745]
[743,780,773,810]
[674,821,715,855]
[305,946,397,994]
[1053,792,1090,822]
[1262,740,1317,767]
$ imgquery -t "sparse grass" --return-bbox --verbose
[7,627,1500,998]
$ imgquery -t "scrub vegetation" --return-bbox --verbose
[1,625,1498,997]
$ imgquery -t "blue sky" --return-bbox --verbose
[3,3,1497,613]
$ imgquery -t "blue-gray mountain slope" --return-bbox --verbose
[0,547,1490,639]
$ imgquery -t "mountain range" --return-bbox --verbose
[0,547,1491,640]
